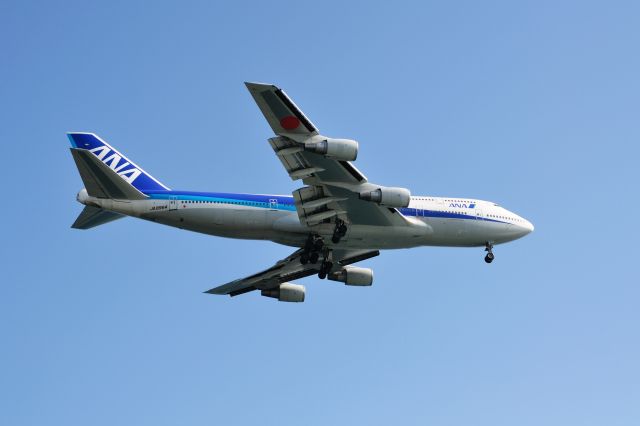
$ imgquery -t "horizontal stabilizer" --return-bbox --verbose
[72,205,124,229]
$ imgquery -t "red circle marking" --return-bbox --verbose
[280,116,300,130]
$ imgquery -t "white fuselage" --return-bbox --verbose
[77,189,534,250]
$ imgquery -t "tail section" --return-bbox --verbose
[68,132,169,230]
[68,133,169,194]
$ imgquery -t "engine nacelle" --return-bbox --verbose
[359,187,411,208]
[261,283,305,302]
[329,266,374,286]
[305,138,358,161]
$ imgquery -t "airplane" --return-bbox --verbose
[68,82,534,303]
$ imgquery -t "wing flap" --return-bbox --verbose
[268,136,407,227]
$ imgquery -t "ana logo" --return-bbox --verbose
[89,145,142,184]
[449,203,476,209]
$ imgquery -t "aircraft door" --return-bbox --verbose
[269,198,278,210]
[169,196,178,211]
[475,209,483,220]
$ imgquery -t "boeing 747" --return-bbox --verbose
[68,82,533,302]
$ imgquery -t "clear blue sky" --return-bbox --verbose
[2,1,639,425]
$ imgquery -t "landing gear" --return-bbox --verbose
[318,260,333,279]
[484,242,495,264]
[301,234,324,264]
[331,219,348,244]
[298,234,334,278]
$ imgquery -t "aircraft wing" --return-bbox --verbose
[205,248,379,296]
[245,82,412,228]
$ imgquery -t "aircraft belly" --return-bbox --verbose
[420,217,488,247]
[336,223,431,249]
[418,217,524,247]
[144,207,279,240]
[485,222,526,244]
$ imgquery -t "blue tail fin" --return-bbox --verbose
[67,133,169,192]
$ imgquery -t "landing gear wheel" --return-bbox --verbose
[301,234,324,264]
[318,261,333,280]
[484,242,494,264]
[331,219,348,244]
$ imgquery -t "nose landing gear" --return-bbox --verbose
[484,242,495,264]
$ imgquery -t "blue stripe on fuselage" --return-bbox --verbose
[144,190,296,211]
[400,208,506,224]
[143,190,506,223]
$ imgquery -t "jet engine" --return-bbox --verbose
[329,266,374,286]
[261,283,306,302]
[359,186,411,208]
[304,138,358,161]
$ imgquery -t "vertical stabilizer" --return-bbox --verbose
[68,132,169,193]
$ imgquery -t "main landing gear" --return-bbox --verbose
[323,219,347,276]
[298,234,335,279]
[484,242,495,264]
[332,218,348,244]
[300,234,324,265]
[318,260,333,280]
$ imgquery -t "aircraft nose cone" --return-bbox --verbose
[523,219,534,234]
